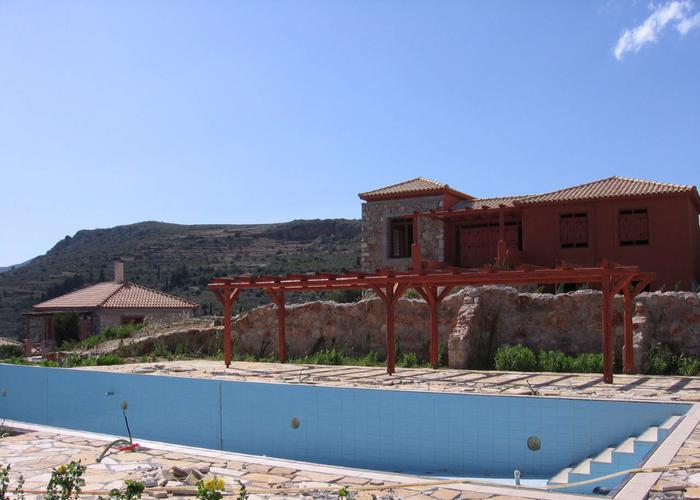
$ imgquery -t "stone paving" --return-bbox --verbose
[5,360,700,499]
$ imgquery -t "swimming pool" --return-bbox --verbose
[0,364,690,495]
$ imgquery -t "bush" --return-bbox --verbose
[54,312,80,347]
[538,351,573,372]
[398,352,419,368]
[309,349,345,365]
[644,343,676,375]
[677,355,700,376]
[103,324,142,340]
[95,354,124,366]
[494,345,538,371]
[571,353,604,373]
[0,344,24,359]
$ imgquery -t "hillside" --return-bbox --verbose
[0,219,361,338]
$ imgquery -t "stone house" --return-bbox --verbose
[359,176,700,289]
[27,262,197,347]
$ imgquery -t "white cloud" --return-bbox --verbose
[614,1,700,60]
[677,11,700,33]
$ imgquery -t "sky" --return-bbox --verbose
[1,1,699,266]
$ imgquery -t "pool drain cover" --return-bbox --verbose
[527,436,541,451]
[290,417,300,429]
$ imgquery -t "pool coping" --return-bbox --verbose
[5,408,698,500]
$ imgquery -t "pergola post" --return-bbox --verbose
[411,214,422,272]
[212,287,240,368]
[415,285,454,368]
[373,283,408,374]
[223,287,233,368]
[623,285,634,374]
[602,274,614,383]
[266,289,287,362]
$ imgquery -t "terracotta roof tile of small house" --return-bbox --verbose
[33,282,197,311]
[521,176,697,205]
[359,177,473,201]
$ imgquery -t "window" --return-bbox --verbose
[560,213,588,248]
[619,209,649,246]
[389,218,414,258]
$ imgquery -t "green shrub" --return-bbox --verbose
[54,312,80,348]
[103,324,142,340]
[398,352,419,368]
[677,355,700,376]
[310,349,345,365]
[644,343,676,375]
[538,351,573,372]
[571,353,604,373]
[494,345,537,371]
[0,344,24,359]
[95,354,124,366]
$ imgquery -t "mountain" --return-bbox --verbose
[0,219,361,338]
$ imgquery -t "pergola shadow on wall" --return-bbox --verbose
[208,256,653,384]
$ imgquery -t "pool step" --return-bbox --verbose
[547,415,684,495]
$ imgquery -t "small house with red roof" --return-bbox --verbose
[359,176,700,289]
[27,262,197,347]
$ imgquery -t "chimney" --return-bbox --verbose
[114,261,125,284]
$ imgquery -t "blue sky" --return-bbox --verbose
[1,1,699,266]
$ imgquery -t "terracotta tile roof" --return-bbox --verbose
[521,176,697,205]
[454,195,531,210]
[34,282,197,311]
[449,176,699,211]
[0,336,21,346]
[359,177,472,201]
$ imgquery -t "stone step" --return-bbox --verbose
[548,467,572,485]
[636,426,659,443]
[593,447,614,464]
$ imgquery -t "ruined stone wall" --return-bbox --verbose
[232,294,463,359]
[228,287,700,373]
[360,196,444,272]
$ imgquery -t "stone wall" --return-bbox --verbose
[228,287,700,373]
[360,196,444,272]
[232,294,463,359]
[98,309,194,331]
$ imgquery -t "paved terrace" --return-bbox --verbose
[5,361,700,499]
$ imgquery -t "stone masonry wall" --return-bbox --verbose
[360,196,444,272]
[229,287,700,373]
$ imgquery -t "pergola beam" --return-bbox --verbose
[209,263,653,381]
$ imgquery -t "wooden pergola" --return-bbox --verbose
[208,256,653,384]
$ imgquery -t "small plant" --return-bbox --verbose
[236,480,248,500]
[494,345,538,371]
[1,464,10,500]
[101,480,145,500]
[643,343,676,375]
[677,355,700,376]
[196,477,225,500]
[45,461,86,500]
[338,485,352,498]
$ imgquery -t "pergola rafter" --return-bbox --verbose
[209,258,654,383]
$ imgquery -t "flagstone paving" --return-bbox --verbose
[5,360,700,498]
